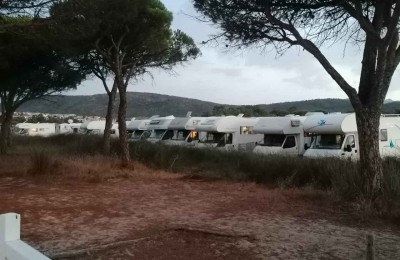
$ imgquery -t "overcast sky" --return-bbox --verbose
[65,0,400,105]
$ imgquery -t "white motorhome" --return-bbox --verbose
[79,121,119,137]
[59,123,81,134]
[253,116,311,156]
[164,115,206,146]
[194,115,263,151]
[146,116,175,143]
[15,123,60,137]
[127,119,152,141]
[303,113,400,159]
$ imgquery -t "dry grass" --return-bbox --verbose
[4,135,400,219]
[0,147,174,184]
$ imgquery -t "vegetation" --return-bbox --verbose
[8,135,400,217]
[0,18,86,154]
[18,94,400,118]
[51,0,200,162]
[25,114,79,124]
[0,0,56,16]
[193,0,400,199]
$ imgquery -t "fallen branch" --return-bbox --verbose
[49,236,151,259]
[49,225,255,259]
[167,224,255,240]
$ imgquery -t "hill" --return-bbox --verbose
[18,92,218,117]
[16,92,400,117]
[258,99,353,113]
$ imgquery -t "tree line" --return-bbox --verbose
[208,105,307,117]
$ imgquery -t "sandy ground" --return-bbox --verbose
[1,165,400,259]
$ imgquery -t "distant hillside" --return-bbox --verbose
[258,99,353,113]
[18,92,218,117]
[258,99,400,114]
[16,93,400,117]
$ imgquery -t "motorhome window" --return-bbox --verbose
[380,129,388,141]
[283,136,296,149]
[203,132,224,143]
[311,134,345,149]
[262,134,286,147]
[345,135,356,148]
[172,130,190,141]
[240,126,253,135]
[127,130,134,138]
[142,131,151,139]
[227,133,233,144]
[187,131,199,142]
[20,129,28,135]
[39,128,44,132]
[150,129,166,140]
[131,130,144,140]
[162,130,174,140]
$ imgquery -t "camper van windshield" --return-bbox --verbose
[19,129,28,135]
[203,132,225,143]
[149,129,166,140]
[261,134,286,147]
[131,130,144,140]
[311,134,345,149]
[172,130,190,141]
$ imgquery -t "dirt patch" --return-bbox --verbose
[1,162,400,259]
[56,229,256,260]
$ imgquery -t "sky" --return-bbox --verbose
[65,0,400,105]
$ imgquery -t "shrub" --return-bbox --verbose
[26,149,62,177]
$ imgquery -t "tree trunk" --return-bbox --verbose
[116,77,130,165]
[102,82,117,155]
[0,111,13,155]
[355,109,383,199]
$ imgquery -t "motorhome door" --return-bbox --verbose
[282,135,298,155]
[341,134,357,159]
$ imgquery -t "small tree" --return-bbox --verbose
[194,0,400,199]
[0,0,56,16]
[0,18,86,154]
[52,0,200,164]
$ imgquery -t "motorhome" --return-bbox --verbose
[79,121,119,137]
[146,116,175,143]
[252,116,311,156]
[15,123,60,137]
[127,119,152,141]
[303,113,400,159]
[59,123,81,134]
[194,115,263,151]
[164,115,206,146]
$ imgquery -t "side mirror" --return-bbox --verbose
[344,144,352,152]
[304,143,309,150]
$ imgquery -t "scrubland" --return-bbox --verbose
[1,135,400,259]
